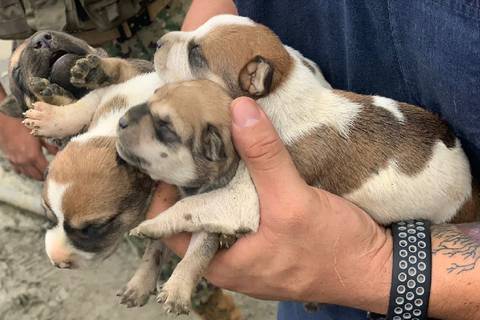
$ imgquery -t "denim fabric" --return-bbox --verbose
[237,0,480,177]
[236,1,480,319]
[277,302,368,320]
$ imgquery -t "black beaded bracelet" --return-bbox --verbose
[386,220,432,320]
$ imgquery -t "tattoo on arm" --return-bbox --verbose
[432,223,480,274]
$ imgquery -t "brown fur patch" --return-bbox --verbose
[48,137,153,228]
[101,57,153,84]
[90,95,128,126]
[194,288,242,320]
[199,25,293,98]
[451,180,480,223]
[288,90,458,195]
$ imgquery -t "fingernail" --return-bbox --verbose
[231,97,261,128]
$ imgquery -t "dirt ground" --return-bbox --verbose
[0,157,277,320]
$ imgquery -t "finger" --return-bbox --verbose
[145,182,179,220]
[230,97,305,196]
[41,139,59,155]
[31,153,49,179]
[11,163,24,175]
[161,233,191,258]
[143,183,190,255]
[18,164,44,181]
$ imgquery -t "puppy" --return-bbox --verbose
[116,80,239,313]
[6,30,152,116]
[23,73,244,318]
[129,14,478,302]
[23,72,165,308]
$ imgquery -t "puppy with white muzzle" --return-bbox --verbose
[117,79,239,313]
[130,13,479,306]
[23,73,169,307]
[23,71,243,315]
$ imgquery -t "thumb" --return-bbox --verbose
[230,97,304,196]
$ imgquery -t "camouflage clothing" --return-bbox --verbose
[101,0,191,60]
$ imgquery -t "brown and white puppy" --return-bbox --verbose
[116,80,239,314]
[24,72,168,308]
[24,74,241,313]
[7,30,152,116]
[131,15,477,263]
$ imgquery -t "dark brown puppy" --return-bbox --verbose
[7,30,152,115]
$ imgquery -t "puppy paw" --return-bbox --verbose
[30,77,73,105]
[129,226,150,239]
[129,220,170,239]
[117,276,156,308]
[70,54,110,89]
[23,102,66,137]
[157,281,192,315]
[219,234,238,249]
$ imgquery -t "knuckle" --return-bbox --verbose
[243,137,284,169]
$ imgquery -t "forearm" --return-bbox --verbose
[428,223,480,319]
[335,223,480,319]
[181,0,237,31]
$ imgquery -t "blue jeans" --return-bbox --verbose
[277,303,368,320]
[236,1,480,319]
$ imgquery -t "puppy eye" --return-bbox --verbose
[156,118,170,127]
[80,222,111,238]
[78,214,118,238]
[80,224,100,238]
[153,117,180,144]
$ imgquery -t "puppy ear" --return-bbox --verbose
[239,55,273,98]
[201,124,226,162]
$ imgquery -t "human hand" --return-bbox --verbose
[0,113,49,180]
[161,97,393,313]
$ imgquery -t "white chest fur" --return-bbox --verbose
[74,72,164,143]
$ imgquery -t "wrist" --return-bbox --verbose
[336,228,393,314]
[303,193,393,312]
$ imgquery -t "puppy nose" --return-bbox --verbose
[119,116,129,129]
[54,261,72,269]
[32,32,53,49]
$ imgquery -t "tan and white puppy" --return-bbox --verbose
[24,72,170,307]
[117,80,239,313]
[131,15,477,258]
